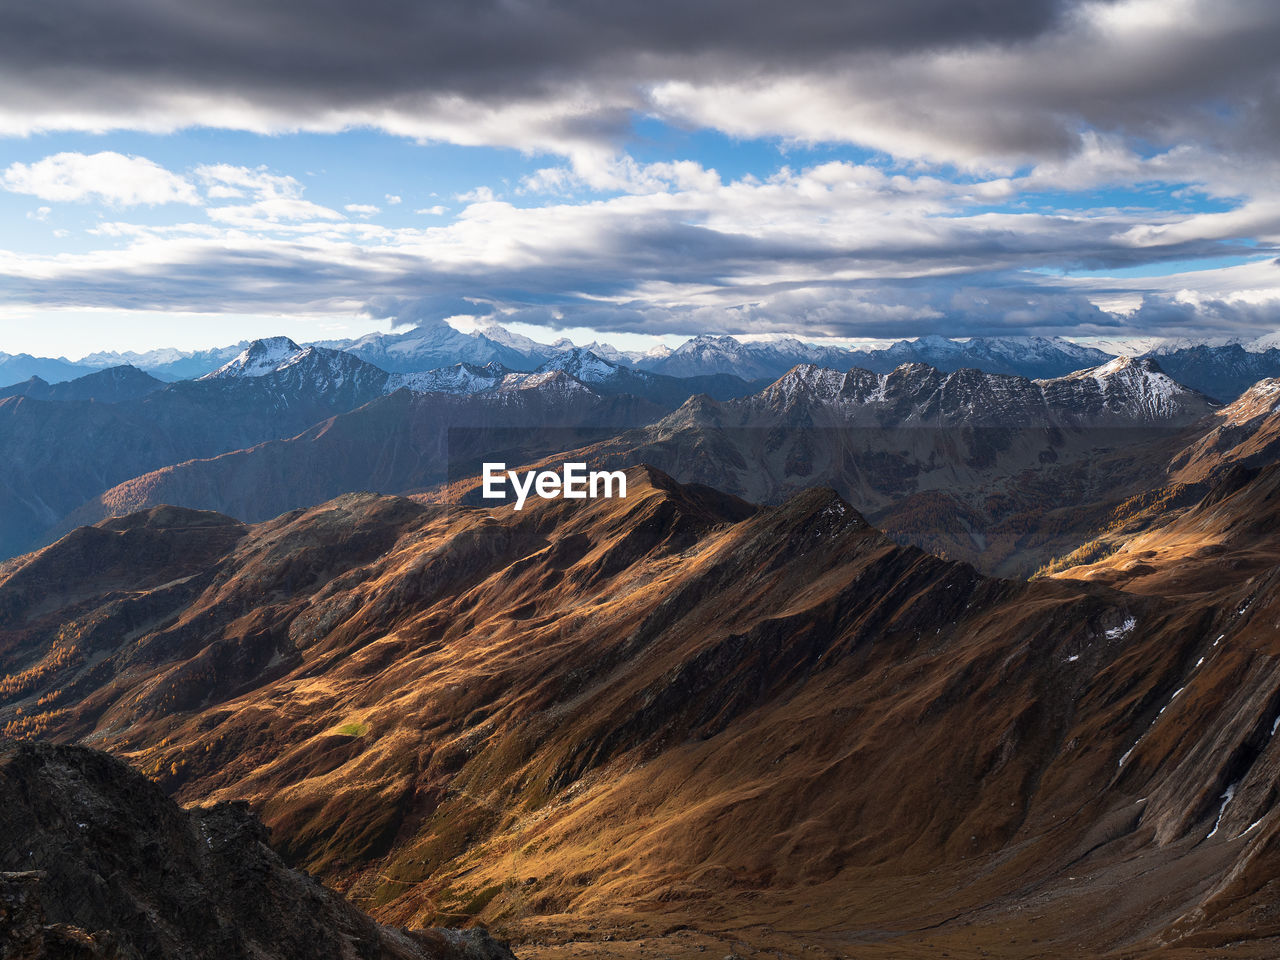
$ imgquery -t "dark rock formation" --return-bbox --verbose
[0,741,516,960]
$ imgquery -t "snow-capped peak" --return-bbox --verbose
[387,361,509,395]
[535,348,622,383]
[1039,355,1211,420]
[200,337,303,379]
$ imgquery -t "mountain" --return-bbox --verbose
[0,344,398,559]
[7,470,1280,954]
[524,357,1216,575]
[387,349,761,407]
[56,378,666,530]
[1034,377,1280,580]
[635,334,856,380]
[62,355,1205,548]
[0,337,767,561]
[201,336,310,378]
[79,343,248,381]
[1139,342,1280,402]
[0,352,89,388]
[318,320,551,373]
[0,365,166,404]
[634,334,1119,382]
[198,338,396,408]
[1039,355,1214,421]
[734,355,1211,427]
[0,740,514,960]
[1051,459,1280,595]
[530,347,762,404]
[851,334,1115,379]
[388,360,516,394]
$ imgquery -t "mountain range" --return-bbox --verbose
[3,344,1255,577]
[7,464,1280,954]
[14,323,1280,955]
[0,338,770,560]
[17,322,1280,402]
[82,351,1222,577]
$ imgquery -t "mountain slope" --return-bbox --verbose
[0,345,397,559]
[0,365,167,404]
[527,358,1217,575]
[0,740,514,960]
[855,334,1115,379]
[0,352,88,388]
[58,381,665,529]
[320,321,550,373]
[1142,343,1280,402]
[1033,377,1280,582]
[5,470,1280,955]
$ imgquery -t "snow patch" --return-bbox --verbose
[1105,617,1137,640]
[1207,783,1237,839]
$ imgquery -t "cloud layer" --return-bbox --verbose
[1,0,1279,343]
[0,0,1276,169]
[2,152,1277,341]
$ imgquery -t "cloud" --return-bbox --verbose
[0,0,1275,181]
[1,152,199,206]
[2,154,1276,342]
[206,197,347,226]
[195,164,305,200]
[344,203,380,216]
[384,194,402,205]
[455,186,495,204]
[416,205,447,216]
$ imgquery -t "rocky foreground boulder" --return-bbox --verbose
[0,740,515,960]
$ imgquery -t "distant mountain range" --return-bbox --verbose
[0,364,167,404]
[29,349,1228,578]
[0,338,754,559]
[14,322,1280,401]
[7,325,1280,572]
[452,355,1225,575]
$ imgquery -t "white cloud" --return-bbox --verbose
[2,150,1274,342]
[344,203,380,217]
[384,194,402,205]
[207,197,347,226]
[1,152,199,206]
[455,186,495,204]
[26,206,51,221]
[195,164,304,200]
[416,205,447,216]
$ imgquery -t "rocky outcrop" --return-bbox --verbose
[0,741,516,960]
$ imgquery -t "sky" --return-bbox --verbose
[1,0,1279,359]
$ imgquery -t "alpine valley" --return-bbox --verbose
[10,325,1280,958]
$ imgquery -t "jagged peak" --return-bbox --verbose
[762,363,849,400]
[498,368,595,394]
[535,347,622,381]
[1053,354,1168,382]
[199,337,303,379]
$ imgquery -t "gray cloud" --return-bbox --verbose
[3,0,1276,171]
[0,0,1072,99]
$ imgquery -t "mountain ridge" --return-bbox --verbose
[5,469,1280,954]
